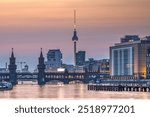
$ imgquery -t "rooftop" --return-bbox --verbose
[114,35,150,46]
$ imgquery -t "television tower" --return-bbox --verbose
[72,10,78,66]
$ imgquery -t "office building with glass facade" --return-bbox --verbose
[146,45,150,79]
[45,49,62,70]
[76,51,86,66]
[110,35,150,79]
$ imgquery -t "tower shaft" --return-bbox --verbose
[74,41,77,66]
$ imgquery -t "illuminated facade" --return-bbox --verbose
[146,47,150,79]
[111,47,133,76]
[110,35,150,79]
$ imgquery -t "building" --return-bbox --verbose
[110,35,150,79]
[62,64,74,72]
[76,51,86,66]
[84,58,99,72]
[84,58,110,74]
[45,49,62,71]
[146,46,150,79]
[99,59,110,74]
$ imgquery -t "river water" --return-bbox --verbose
[0,84,150,99]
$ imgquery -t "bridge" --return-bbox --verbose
[0,71,105,85]
[0,48,106,85]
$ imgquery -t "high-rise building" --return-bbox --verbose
[45,49,62,70]
[76,51,86,66]
[110,35,150,79]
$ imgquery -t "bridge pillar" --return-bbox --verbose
[64,79,69,84]
[37,48,46,85]
[83,71,90,84]
[8,48,17,85]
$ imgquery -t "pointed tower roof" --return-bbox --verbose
[40,48,44,58]
[11,48,15,58]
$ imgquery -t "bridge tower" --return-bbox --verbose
[8,48,17,85]
[37,48,46,85]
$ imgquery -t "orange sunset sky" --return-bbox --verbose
[0,0,150,70]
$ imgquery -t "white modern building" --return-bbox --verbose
[111,47,133,76]
[110,35,150,79]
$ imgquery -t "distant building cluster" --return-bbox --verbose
[1,34,150,81]
[84,58,109,73]
[0,62,29,73]
[1,33,150,81]
[44,35,150,80]
[45,49,109,74]
[1,10,149,80]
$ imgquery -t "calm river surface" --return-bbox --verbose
[0,84,150,99]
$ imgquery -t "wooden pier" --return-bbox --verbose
[88,80,150,92]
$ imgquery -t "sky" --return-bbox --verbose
[0,0,150,71]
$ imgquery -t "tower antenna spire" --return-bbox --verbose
[74,9,76,30]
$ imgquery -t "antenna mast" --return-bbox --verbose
[74,9,76,30]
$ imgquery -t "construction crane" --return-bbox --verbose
[16,62,26,72]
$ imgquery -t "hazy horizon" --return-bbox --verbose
[0,0,150,71]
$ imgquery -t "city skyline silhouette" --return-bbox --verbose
[0,0,150,71]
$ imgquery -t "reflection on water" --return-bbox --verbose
[0,84,150,99]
